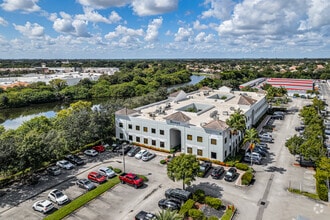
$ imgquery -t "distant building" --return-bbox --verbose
[265,78,314,91]
[115,87,268,161]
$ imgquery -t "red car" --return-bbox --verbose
[87,172,107,184]
[92,145,106,153]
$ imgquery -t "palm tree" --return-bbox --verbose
[226,109,246,135]
[155,209,183,220]
[243,128,260,165]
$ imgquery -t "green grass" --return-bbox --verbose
[44,177,120,220]
[221,207,235,220]
[288,188,320,200]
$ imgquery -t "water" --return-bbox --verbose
[0,75,206,130]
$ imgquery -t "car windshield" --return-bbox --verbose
[55,191,64,197]
[226,172,233,176]
[62,161,69,165]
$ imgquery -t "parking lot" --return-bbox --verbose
[1,95,330,220]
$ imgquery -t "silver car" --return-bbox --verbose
[98,167,116,178]
[48,189,69,205]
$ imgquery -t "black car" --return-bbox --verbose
[135,211,156,220]
[127,146,141,157]
[65,154,84,165]
[158,198,181,211]
[253,148,267,157]
[119,145,133,155]
[211,166,225,179]
[224,167,237,182]
[165,188,192,203]
[199,161,212,177]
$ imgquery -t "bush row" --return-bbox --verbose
[241,171,254,185]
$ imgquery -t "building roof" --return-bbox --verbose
[115,107,138,116]
[164,111,191,122]
[202,119,229,130]
[238,95,257,105]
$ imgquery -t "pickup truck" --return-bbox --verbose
[119,173,144,188]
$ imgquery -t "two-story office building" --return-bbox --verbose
[115,86,268,161]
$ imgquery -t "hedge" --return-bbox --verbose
[193,189,205,203]
[221,206,235,220]
[188,209,204,219]
[179,199,195,216]
[44,177,120,220]
[235,163,249,171]
[241,171,254,185]
[208,216,219,220]
[204,196,222,210]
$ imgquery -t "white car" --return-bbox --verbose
[48,189,69,205]
[56,160,74,170]
[84,149,99,157]
[135,149,149,159]
[98,167,116,178]
[32,200,54,213]
[142,152,156,161]
[259,133,273,139]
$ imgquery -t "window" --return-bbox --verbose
[225,137,227,144]
[187,147,192,154]
[225,150,227,157]
[151,128,156,134]
[136,137,140,142]
[136,125,140,131]
[211,139,217,145]
[119,123,123,128]
[152,140,156,146]
[160,130,165,135]
[197,136,203,142]
[129,135,133,141]
[144,138,148,144]
[128,124,132,129]
[229,145,232,151]
[119,133,123,139]
[160,141,165,148]
[211,152,217,159]
[197,149,203,156]
[187,134,192,140]
[143,127,148,132]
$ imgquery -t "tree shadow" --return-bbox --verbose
[264,166,287,174]
[186,182,223,198]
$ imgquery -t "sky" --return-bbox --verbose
[0,0,329,59]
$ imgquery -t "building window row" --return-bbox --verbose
[187,134,218,145]
[127,124,164,135]
[124,134,165,148]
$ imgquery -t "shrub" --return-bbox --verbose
[208,216,219,220]
[316,182,328,201]
[113,168,122,174]
[188,209,204,220]
[205,196,222,210]
[235,163,249,171]
[179,199,195,216]
[241,171,254,185]
[193,189,205,203]
[160,159,166,164]
[221,206,235,220]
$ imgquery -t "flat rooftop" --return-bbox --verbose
[129,87,265,128]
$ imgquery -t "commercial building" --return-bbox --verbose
[115,86,268,161]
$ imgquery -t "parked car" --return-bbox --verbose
[32,200,54,214]
[255,145,268,154]
[325,130,330,135]
[65,154,84,165]
[273,111,285,116]
[256,143,268,148]
[88,171,107,184]
[198,161,212,177]
[98,167,116,178]
[92,145,106,153]
[245,151,262,160]
[84,149,98,157]
[127,146,141,157]
[259,133,273,139]
[271,114,284,120]
[295,126,305,132]
[119,144,133,155]
[158,198,181,211]
[48,189,69,205]
[119,172,144,188]
[76,178,96,191]
[56,160,74,170]
[259,136,274,143]
[142,152,156,161]
[211,166,225,179]
[165,188,192,203]
[224,167,237,182]
[135,211,156,220]
[135,149,149,159]
[243,155,261,165]
[253,148,267,157]
[47,165,61,176]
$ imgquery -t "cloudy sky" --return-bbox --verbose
[0,0,329,59]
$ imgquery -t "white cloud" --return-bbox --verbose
[53,12,91,37]
[1,0,40,12]
[76,7,113,24]
[105,25,144,48]
[132,0,178,16]
[174,27,194,42]
[145,17,163,42]
[304,0,330,29]
[0,17,8,26]
[77,0,131,9]
[13,22,44,38]
[109,11,122,23]
[195,32,216,43]
[202,0,235,20]
[193,20,208,30]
